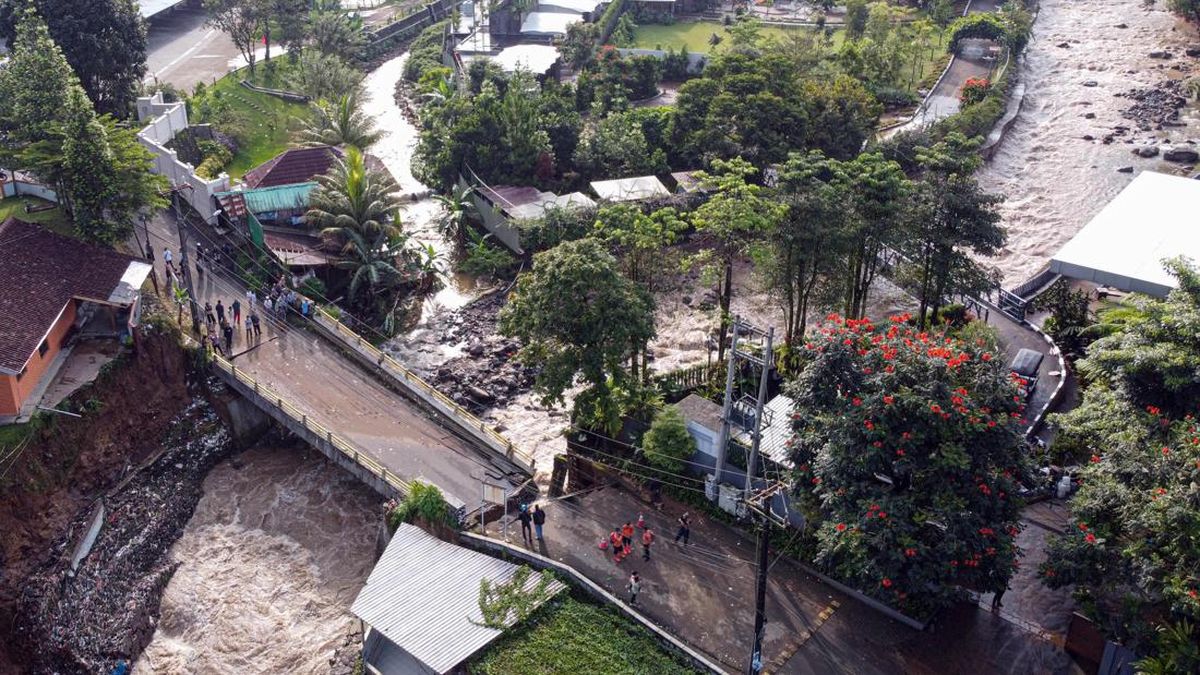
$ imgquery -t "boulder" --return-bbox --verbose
[1164,145,1200,163]
[1148,50,1173,59]
[1083,112,1096,119]
[1056,42,1070,48]
[467,385,494,403]
[1135,145,1160,158]
[1083,80,1099,87]
[1187,47,1200,57]
[1082,134,1095,141]
[1114,22,1128,28]
[1117,166,1134,173]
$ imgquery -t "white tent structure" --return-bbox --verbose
[490,44,561,75]
[1050,171,1200,297]
[590,176,671,203]
[538,0,604,13]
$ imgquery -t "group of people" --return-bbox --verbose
[599,512,691,606]
[203,295,262,356]
[516,502,546,542]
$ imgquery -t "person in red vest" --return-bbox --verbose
[610,528,624,562]
[642,526,655,561]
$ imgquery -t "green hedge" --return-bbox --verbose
[597,0,629,44]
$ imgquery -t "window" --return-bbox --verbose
[38,339,49,358]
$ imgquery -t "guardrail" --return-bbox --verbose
[209,352,412,496]
[308,307,536,473]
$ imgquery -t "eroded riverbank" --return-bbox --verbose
[980,0,1200,285]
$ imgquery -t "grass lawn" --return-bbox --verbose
[470,597,702,674]
[193,57,313,180]
[631,20,846,54]
[0,196,72,236]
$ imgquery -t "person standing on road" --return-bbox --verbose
[675,513,690,546]
[163,247,174,273]
[622,522,634,550]
[246,289,257,307]
[231,299,241,325]
[204,302,215,326]
[642,526,655,561]
[627,571,641,606]
[222,322,234,352]
[251,312,262,338]
[532,504,546,541]
[610,528,624,562]
[244,315,253,342]
[215,300,225,324]
[517,504,533,543]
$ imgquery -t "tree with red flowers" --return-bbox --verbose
[787,314,1031,616]
[1039,261,1200,668]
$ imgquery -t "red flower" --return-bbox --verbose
[895,449,906,457]
[981,352,992,361]
[881,578,893,588]
[835,523,847,532]
[852,397,862,406]
[1078,522,1088,531]
[811,477,821,485]
[904,548,917,557]
[1162,446,1171,456]
[883,395,894,405]
[1085,533,1097,544]
[930,404,942,413]
[1090,454,1101,463]
[987,420,996,428]
[877,511,887,519]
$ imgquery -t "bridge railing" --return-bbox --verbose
[309,307,536,473]
[209,352,413,496]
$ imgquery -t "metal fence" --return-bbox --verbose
[209,352,413,495]
[310,307,536,471]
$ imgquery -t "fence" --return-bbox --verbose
[307,307,536,474]
[366,0,453,43]
[209,352,414,498]
[652,362,720,399]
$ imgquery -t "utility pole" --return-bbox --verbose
[744,483,787,675]
[171,186,202,335]
[714,317,740,485]
[745,326,773,503]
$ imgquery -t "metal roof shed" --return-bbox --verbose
[352,524,565,674]
[519,11,581,36]
[1050,171,1200,298]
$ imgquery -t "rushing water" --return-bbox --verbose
[134,446,380,674]
[978,0,1200,285]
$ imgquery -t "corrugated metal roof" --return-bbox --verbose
[590,176,671,202]
[216,183,316,215]
[351,524,564,674]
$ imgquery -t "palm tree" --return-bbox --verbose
[432,184,478,247]
[306,146,403,251]
[336,229,409,309]
[298,93,384,150]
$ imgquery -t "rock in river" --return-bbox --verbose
[1164,145,1200,163]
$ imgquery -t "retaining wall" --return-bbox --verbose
[459,531,730,675]
[135,92,230,224]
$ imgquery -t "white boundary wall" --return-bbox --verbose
[135,93,229,223]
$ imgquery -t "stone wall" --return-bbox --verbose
[135,92,230,223]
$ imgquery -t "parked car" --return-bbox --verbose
[1010,348,1044,401]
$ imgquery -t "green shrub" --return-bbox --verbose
[642,405,696,474]
[459,232,517,277]
[388,481,458,530]
[403,21,448,83]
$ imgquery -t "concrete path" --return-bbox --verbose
[141,211,526,508]
[496,484,1076,675]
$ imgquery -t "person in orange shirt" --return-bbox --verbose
[610,528,624,562]
[622,522,634,548]
[642,526,655,561]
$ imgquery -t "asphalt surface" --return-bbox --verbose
[497,484,1078,675]
[144,6,241,91]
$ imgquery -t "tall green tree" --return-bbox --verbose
[0,5,76,180]
[308,3,365,62]
[691,158,786,361]
[800,75,881,161]
[61,87,118,243]
[0,0,146,116]
[204,0,268,75]
[307,146,403,250]
[910,133,1005,328]
[764,151,849,347]
[837,151,911,318]
[499,238,656,410]
[1040,261,1200,665]
[642,405,697,474]
[789,314,1030,616]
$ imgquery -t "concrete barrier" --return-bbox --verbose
[135,92,230,224]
